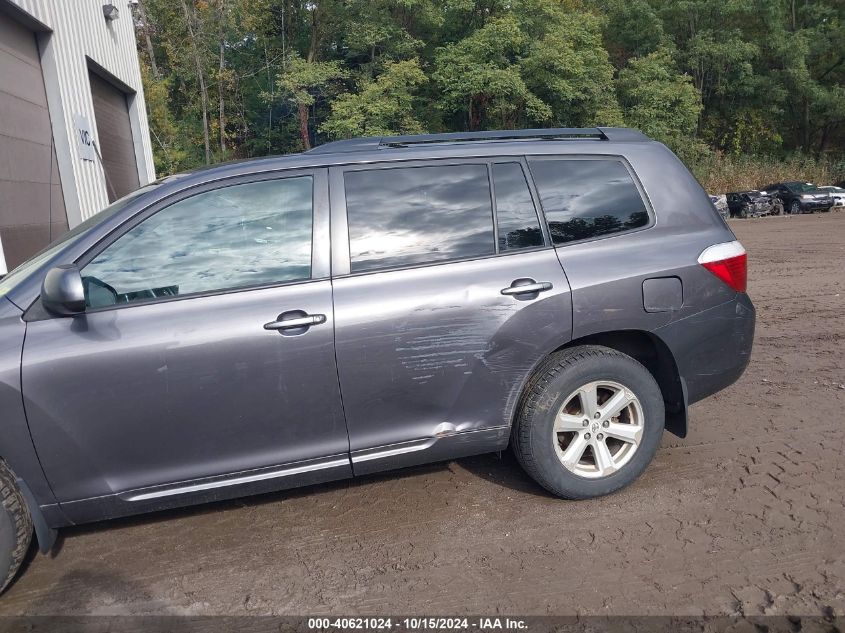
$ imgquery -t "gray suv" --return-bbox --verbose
[0,128,754,592]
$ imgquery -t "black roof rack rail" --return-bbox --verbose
[306,127,650,154]
[306,137,383,154]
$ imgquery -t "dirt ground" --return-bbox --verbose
[1,213,843,617]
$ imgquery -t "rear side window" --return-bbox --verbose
[344,164,494,273]
[492,163,544,251]
[528,159,649,244]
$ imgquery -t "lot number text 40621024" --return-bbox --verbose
[307,617,529,630]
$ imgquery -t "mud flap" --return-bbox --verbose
[15,478,57,554]
[664,377,688,438]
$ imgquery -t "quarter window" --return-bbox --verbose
[528,159,649,244]
[82,177,313,309]
[492,163,544,251]
[344,164,495,273]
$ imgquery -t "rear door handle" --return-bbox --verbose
[500,280,553,296]
[263,313,327,331]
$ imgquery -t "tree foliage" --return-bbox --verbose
[132,0,845,176]
[617,48,703,159]
[321,59,427,138]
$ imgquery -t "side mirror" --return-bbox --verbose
[42,265,85,316]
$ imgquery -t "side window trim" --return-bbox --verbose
[525,154,654,247]
[518,156,553,247]
[328,166,351,277]
[487,163,500,255]
[490,159,549,251]
[66,168,330,314]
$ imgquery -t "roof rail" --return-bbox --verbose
[306,137,383,154]
[307,127,650,154]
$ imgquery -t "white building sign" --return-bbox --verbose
[72,113,96,162]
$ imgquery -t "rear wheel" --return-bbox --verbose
[790,200,801,215]
[0,461,32,594]
[512,346,664,499]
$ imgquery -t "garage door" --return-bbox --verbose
[89,70,139,203]
[0,11,67,270]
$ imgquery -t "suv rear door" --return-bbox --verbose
[329,158,572,474]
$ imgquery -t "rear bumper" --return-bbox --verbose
[655,293,755,406]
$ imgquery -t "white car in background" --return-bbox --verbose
[818,186,845,208]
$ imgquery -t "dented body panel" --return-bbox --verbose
[331,249,572,462]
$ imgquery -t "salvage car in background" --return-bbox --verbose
[762,182,834,214]
[709,194,729,219]
[817,186,845,208]
[726,190,776,218]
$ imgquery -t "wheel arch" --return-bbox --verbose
[514,329,688,438]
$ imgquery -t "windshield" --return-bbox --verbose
[0,184,159,298]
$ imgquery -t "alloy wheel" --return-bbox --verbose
[552,381,644,479]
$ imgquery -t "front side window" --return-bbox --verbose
[492,163,544,251]
[344,164,494,273]
[82,177,313,309]
[528,159,649,245]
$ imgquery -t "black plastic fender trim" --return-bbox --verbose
[15,477,57,554]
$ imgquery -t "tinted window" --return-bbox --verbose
[82,177,313,308]
[492,163,544,251]
[345,164,494,273]
[528,159,649,244]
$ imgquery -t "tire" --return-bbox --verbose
[739,206,747,219]
[790,200,801,215]
[0,461,32,594]
[512,346,665,499]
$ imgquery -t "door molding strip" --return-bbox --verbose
[121,456,350,502]
[350,437,437,464]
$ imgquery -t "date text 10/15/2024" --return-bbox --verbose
[307,618,528,631]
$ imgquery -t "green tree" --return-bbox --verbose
[321,59,427,138]
[591,0,665,68]
[519,6,623,127]
[132,0,845,178]
[273,55,347,149]
[433,16,550,130]
[616,48,703,157]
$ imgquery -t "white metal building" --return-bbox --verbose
[0,0,155,272]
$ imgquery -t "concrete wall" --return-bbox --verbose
[7,0,155,226]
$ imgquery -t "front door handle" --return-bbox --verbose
[263,312,327,331]
[500,280,553,296]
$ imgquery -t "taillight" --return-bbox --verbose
[698,240,747,293]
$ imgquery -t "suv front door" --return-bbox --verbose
[329,159,572,474]
[21,170,351,520]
